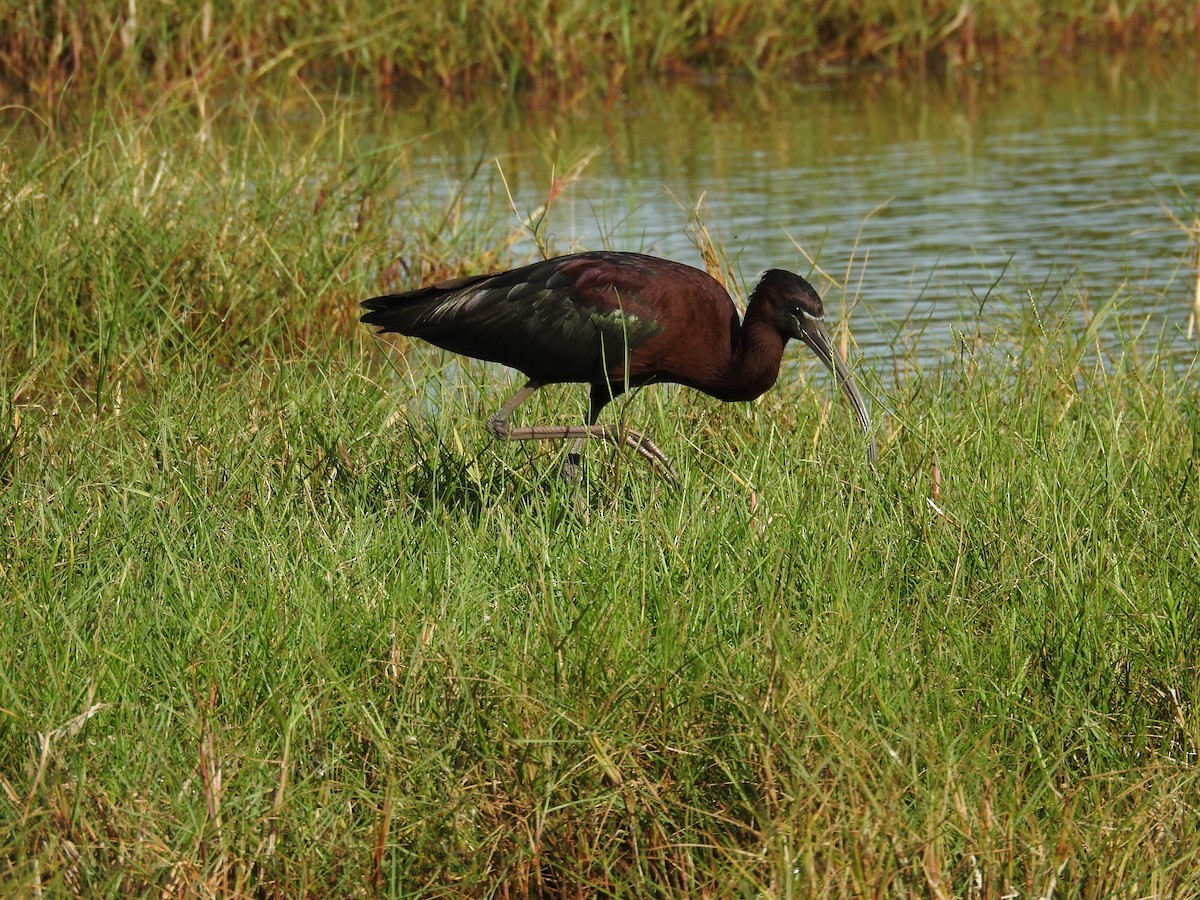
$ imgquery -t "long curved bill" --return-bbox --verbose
[796,318,878,463]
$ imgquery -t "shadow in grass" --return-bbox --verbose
[365,422,600,523]
[290,399,673,527]
[391,434,674,525]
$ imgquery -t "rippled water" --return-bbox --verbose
[393,58,1199,367]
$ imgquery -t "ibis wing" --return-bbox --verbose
[361,253,665,383]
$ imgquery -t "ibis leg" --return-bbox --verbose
[484,381,543,439]
[563,437,585,482]
[484,381,677,481]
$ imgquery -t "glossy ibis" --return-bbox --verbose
[361,251,876,478]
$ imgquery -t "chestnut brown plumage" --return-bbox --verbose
[361,251,876,478]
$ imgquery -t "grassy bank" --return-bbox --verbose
[1,0,1196,97]
[3,101,1200,895]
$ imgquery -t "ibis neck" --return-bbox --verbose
[710,299,786,402]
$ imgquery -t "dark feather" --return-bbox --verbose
[362,252,669,384]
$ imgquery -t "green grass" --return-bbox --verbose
[2,97,1200,896]
[2,0,1196,98]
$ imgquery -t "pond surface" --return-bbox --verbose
[391,56,1199,369]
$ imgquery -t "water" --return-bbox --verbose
[390,58,1199,367]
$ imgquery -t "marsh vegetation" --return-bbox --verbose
[2,8,1199,896]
